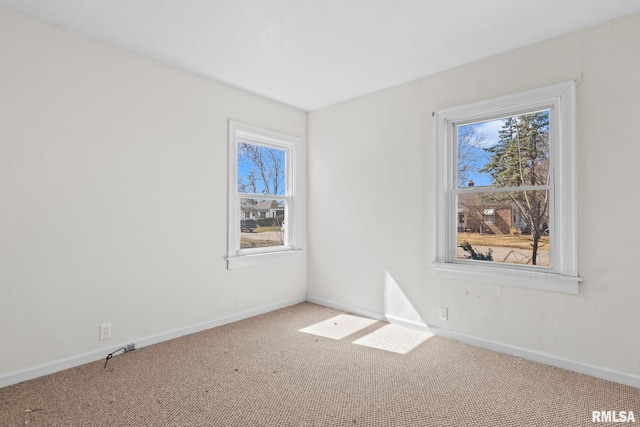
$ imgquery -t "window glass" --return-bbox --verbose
[456,110,551,267]
[240,198,286,249]
[434,82,580,292]
[227,121,299,269]
[457,190,550,266]
[238,142,286,196]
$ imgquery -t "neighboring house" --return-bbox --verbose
[458,193,526,234]
[240,199,285,220]
[240,198,257,220]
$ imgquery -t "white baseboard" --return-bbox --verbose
[428,325,640,389]
[306,296,430,332]
[132,296,306,350]
[4,295,640,390]
[384,314,429,332]
[0,296,306,388]
[305,296,640,389]
[305,295,387,321]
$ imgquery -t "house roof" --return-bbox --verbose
[251,200,284,211]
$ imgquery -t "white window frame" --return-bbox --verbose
[434,81,582,294]
[227,121,302,269]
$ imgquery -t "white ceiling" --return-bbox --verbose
[2,0,640,111]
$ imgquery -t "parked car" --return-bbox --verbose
[241,219,257,232]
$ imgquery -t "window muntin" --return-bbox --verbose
[434,82,580,293]
[227,121,300,268]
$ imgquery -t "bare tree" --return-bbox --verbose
[238,142,286,241]
[457,125,488,187]
[265,148,284,195]
[480,112,550,265]
[238,143,285,196]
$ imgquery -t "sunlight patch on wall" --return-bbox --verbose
[384,271,427,328]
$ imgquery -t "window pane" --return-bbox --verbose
[240,198,286,249]
[457,190,550,267]
[457,110,550,189]
[238,141,286,196]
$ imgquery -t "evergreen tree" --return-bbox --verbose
[480,111,550,265]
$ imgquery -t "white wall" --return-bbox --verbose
[0,8,306,381]
[4,3,640,387]
[308,12,640,377]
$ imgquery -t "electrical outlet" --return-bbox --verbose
[126,343,136,352]
[439,307,448,321]
[99,323,111,340]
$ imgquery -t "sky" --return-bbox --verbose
[458,119,502,187]
[237,142,286,195]
[458,109,550,187]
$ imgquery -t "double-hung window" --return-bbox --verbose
[227,121,301,269]
[434,81,581,293]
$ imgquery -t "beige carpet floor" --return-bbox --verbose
[1,302,638,426]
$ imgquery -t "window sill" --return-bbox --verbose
[433,262,582,294]
[227,249,303,270]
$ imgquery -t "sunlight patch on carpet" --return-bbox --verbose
[352,324,433,354]
[298,314,378,340]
